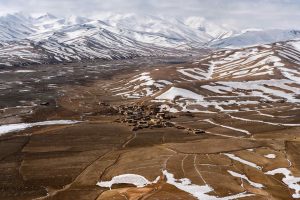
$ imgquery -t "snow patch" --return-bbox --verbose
[265,168,300,198]
[156,87,203,101]
[228,170,263,188]
[15,70,36,73]
[264,154,276,159]
[97,174,159,189]
[0,120,80,136]
[223,153,262,170]
[204,119,250,135]
[163,170,254,200]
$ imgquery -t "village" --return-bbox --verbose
[108,103,206,134]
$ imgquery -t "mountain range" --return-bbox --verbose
[0,12,300,66]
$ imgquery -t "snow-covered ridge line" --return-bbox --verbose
[211,29,300,48]
[2,12,300,66]
[1,13,199,66]
[0,120,80,136]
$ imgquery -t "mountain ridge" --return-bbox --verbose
[1,12,300,66]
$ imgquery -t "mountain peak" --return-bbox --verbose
[184,16,236,39]
[64,15,90,25]
[35,13,57,21]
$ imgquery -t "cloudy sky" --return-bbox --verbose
[0,0,300,29]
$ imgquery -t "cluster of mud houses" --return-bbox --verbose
[112,104,206,134]
[114,104,176,131]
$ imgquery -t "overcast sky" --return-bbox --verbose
[0,0,300,29]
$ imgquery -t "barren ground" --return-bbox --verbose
[1,51,300,200]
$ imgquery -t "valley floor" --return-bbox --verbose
[0,49,300,200]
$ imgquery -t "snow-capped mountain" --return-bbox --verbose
[0,22,185,66]
[101,13,213,48]
[0,12,215,48]
[210,29,300,48]
[0,12,92,41]
[1,12,300,66]
[0,12,215,66]
[0,13,36,41]
[33,14,92,34]
[35,13,57,22]
[184,16,236,40]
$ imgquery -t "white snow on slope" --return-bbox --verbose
[115,43,300,113]
[290,41,300,52]
[264,154,276,159]
[102,13,212,49]
[203,119,251,135]
[0,120,80,136]
[265,168,300,198]
[113,72,173,98]
[211,29,300,48]
[1,12,300,66]
[0,13,36,41]
[163,170,254,200]
[97,174,159,189]
[155,91,261,113]
[206,47,289,80]
[227,170,264,188]
[156,87,203,101]
[223,153,262,170]
[0,13,187,66]
[184,16,236,39]
[217,80,300,103]
[98,171,254,199]
[15,70,36,73]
